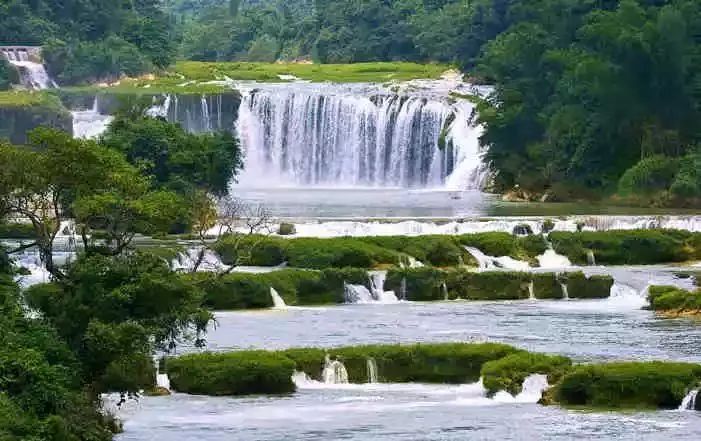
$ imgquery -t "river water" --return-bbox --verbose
[116,265,701,440]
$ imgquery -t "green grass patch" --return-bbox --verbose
[0,90,66,109]
[173,61,453,83]
[532,273,564,299]
[554,362,701,409]
[563,272,614,299]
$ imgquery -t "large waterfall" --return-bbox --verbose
[236,84,487,189]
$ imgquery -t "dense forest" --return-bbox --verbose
[1,0,700,203]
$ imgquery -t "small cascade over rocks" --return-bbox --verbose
[537,243,572,269]
[586,250,597,266]
[344,283,375,304]
[528,281,536,300]
[560,280,570,300]
[72,98,113,139]
[236,83,488,189]
[366,358,379,384]
[369,271,399,303]
[1,47,56,89]
[494,374,549,404]
[679,389,699,411]
[270,287,287,309]
[464,246,530,271]
[322,355,349,384]
[171,248,229,272]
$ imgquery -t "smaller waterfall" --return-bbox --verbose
[679,389,698,411]
[369,271,399,303]
[72,98,114,139]
[493,374,549,404]
[528,281,536,300]
[400,277,408,301]
[586,250,596,266]
[537,248,572,269]
[322,355,349,384]
[560,281,570,300]
[464,246,530,271]
[442,282,449,301]
[172,248,229,272]
[366,358,379,384]
[270,287,287,309]
[344,283,374,304]
[2,48,56,89]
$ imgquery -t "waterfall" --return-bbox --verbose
[270,287,287,309]
[537,247,572,269]
[560,281,570,300]
[236,87,487,189]
[366,358,379,384]
[586,250,596,266]
[1,48,56,90]
[72,98,114,139]
[442,282,449,301]
[464,246,530,271]
[368,271,399,303]
[400,277,407,301]
[344,282,374,304]
[679,389,698,411]
[171,248,229,272]
[322,355,349,384]
[528,281,535,300]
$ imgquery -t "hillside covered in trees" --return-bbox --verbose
[1,0,700,205]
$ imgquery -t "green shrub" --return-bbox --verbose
[285,238,399,269]
[213,235,286,266]
[532,273,563,299]
[191,273,273,310]
[648,285,701,312]
[167,351,296,396]
[0,60,19,91]
[481,352,572,395]
[278,223,296,235]
[0,223,36,239]
[618,156,680,196]
[555,362,701,409]
[549,230,699,265]
[563,272,613,299]
[361,235,469,267]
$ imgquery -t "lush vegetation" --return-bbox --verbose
[101,113,242,197]
[385,268,612,301]
[0,92,72,143]
[1,1,176,85]
[167,351,296,396]
[481,352,572,396]
[554,362,701,409]
[648,285,701,316]
[549,230,701,265]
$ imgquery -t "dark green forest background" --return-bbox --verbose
[1,0,700,204]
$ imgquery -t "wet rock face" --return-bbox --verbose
[696,394,701,411]
[0,104,73,144]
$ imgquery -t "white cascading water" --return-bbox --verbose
[494,374,549,404]
[236,86,488,189]
[1,48,56,89]
[322,355,349,384]
[72,98,114,139]
[367,358,379,384]
[528,281,536,300]
[270,287,287,309]
[464,246,531,271]
[343,282,374,303]
[679,389,698,411]
[560,281,570,300]
[368,270,399,303]
[171,248,230,272]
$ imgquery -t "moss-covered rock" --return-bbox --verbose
[549,230,701,265]
[167,351,296,396]
[278,222,296,235]
[481,352,572,395]
[0,92,72,144]
[554,362,701,409]
[462,271,532,300]
[532,273,564,299]
[564,272,614,299]
[385,267,446,301]
[648,285,701,314]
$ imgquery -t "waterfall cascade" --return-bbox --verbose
[679,389,698,411]
[1,47,56,90]
[270,287,287,309]
[528,281,536,300]
[237,85,487,189]
[560,281,570,300]
[344,283,375,304]
[368,271,399,303]
[464,246,531,271]
[72,98,114,139]
[366,358,378,384]
[322,355,349,384]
